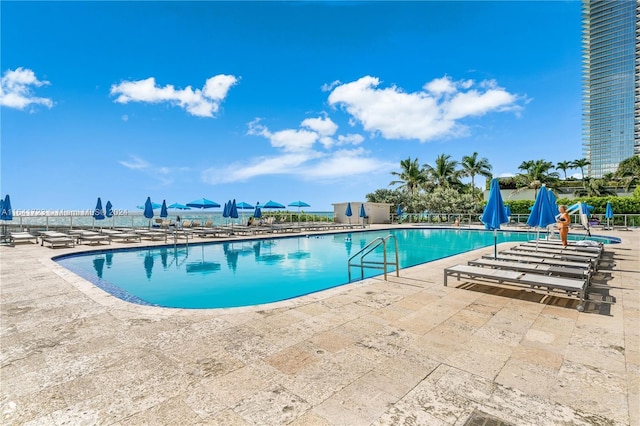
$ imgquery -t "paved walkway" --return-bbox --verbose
[1,226,638,425]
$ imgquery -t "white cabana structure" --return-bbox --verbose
[332,202,392,225]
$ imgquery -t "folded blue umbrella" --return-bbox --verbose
[1,194,12,221]
[105,201,114,218]
[605,202,614,219]
[93,197,105,220]
[481,179,509,258]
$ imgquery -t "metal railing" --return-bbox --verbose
[394,212,640,228]
[348,234,399,282]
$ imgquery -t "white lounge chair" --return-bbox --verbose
[468,258,590,282]
[444,264,589,311]
[500,248,599,270]
[9,231,38,245]
[482,254,592,271]
[39,231,75,248]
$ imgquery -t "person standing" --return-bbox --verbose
[557,205,570,247]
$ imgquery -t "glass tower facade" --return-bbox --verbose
[582,0,639,178]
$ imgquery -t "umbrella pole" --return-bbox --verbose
[494,230,497,259]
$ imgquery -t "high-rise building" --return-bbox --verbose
[581,0,639,178]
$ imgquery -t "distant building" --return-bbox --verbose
[581,0,639,178]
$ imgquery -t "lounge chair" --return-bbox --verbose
[468,258,590,282]
[482,254,593,271]
[100,229,142,243]
[9,231,38,245]
[519,242,602,257]
[74,231,111,246]
[444,264,589,311]
[39,231,76,248]
[511,245,601,262]
[502,248,599,270]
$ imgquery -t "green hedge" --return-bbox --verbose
[502,196,640,215]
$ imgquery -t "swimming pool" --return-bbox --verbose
[56,228,613,309]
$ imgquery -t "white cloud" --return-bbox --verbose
[110,74,238,118]
[248,119,319,152]
[201,149,393,184]
[0,67,53,110]
[119,155,189,185]
[328,75,523,142]
[301,116,338,137]
[336,134,364,146]
[498,172,515,178]
[201,114,385,184]
[303,148,394,179]
[202,152,317,184]
[119,155,150,170]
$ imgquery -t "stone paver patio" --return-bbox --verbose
[1,226,638,425]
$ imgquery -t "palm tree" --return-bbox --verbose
[571,158,590,181]
[555,161,573,180]
[423,154,461,188]
[389,157,426,195]
[460,152,492,203]
[515,159,559,198]
[573,178,617,197]
[614,156,640,191]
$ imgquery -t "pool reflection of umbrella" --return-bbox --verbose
[144,251,154,280]
[160,247,168,269]
[480,178,509,258]
[223,242,239,271]
[359,203,366,227]
[160,200,168,218]
[186,198,221,209]
[143,197,154,227]
[93,257,106,279]
[105,252,113,267]
[345,202,353,224]
[526,185,557,249]
[605,202,614,229]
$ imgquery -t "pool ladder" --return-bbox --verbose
[348,235,399,282]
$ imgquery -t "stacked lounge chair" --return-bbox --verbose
[99,229,142,243]
[444,241,606,311]
[39,231,76,248]
[8,231,38,245]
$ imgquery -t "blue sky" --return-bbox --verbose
[1,1,583,212]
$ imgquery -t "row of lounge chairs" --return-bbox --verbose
[444,239,605,311]
[5,220,360,248]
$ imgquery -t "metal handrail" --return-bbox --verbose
[348,234,399,281]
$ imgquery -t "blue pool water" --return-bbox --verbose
[56,228,612,309]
